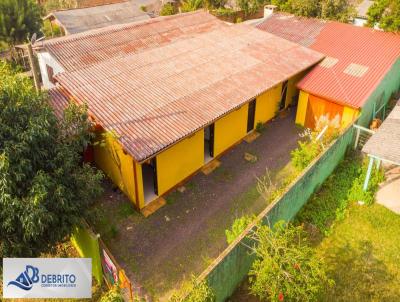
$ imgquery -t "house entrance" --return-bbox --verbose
[142,158,158,204]
[279,80,288,111]
[247,99,256,132]
[204,124,214,163]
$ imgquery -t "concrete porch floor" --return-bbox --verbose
[92,109,301,300]
[376,166,400,214]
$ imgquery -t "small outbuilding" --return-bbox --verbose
[256,13,400,129]
[43,1,151,35]
[362,100,400,190]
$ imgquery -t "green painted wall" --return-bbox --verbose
[71,226,103,285]
[200,125,356,302]
[357,58,400,127]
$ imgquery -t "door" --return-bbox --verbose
[279,80,288,111]
[247,99,256,133]
[204,124,214,163]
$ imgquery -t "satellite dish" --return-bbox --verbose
[31,33,37,45]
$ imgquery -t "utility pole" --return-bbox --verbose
[27,43,40,92]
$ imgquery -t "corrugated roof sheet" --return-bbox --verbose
[48,2,151,35]
[256,14,400,108]
[256,13,327,47]
[363,101,400,164]
[50,12,323,162]
[48,87,71,119]
[44,12,224,72]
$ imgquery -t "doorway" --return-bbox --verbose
[204,124,214,163]
[142,158,158,204]
[247,99,256,132]
[279,80,288,111]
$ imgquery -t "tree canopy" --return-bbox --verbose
[271,0,355,21]
[0,62,103,257]
[367,0,400,32]
[0,0,42,45]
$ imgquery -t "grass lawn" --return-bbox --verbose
[231,153,400,301]
[318,202,400,301]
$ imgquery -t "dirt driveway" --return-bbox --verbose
[91,110,301,300]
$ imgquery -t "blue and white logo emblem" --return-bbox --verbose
[3,258,91,299]
[8,265,40,290]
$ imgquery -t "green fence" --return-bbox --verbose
[71,225,103,285]
[199,124,356,302]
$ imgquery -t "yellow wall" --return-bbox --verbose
[156,130,204,195]
[93,132,142,208]
[286,71,306,108]
[341,106,359,128]
[214,104,248,157]
[295,90,309,126]
[254,84,282,125]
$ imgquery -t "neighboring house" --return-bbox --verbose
[38,0,126,9]
[256,13,400,129]
[43,1,151,36]
[40,11,323,211]
[353,0,374,27]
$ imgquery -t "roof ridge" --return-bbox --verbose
[44,10,209,46]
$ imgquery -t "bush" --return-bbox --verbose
[160,3,176,16]
[347,158,384,205]
[291,139,321,171]
[100,286,124,302]
[248,221,333,302]
[225,215,256,244]
[169,276,215,302]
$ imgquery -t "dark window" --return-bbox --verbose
[46,64,55,84]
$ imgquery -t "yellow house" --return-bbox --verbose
[46,11,324,212]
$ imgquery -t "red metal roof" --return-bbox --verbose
[256,14,400,109]
[44,11,224,72]
[50,12,323,162]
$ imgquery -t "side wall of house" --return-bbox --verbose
[156,130,204,196]
[37,52,65,89]
[357,58,400,127]
[214,104,248,157]
[254,84,282,125]
[295,90,309,126]
[93,133,144,208]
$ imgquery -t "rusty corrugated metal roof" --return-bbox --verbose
[48,87,70,119]
[44,11,224,72]
[256,14,400,109]
[51,12,324,162]
[256,13,327,47]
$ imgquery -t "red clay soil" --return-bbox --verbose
[92,109,301,300]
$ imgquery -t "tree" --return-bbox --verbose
[181,0,204,13]
[367,0,400,32]
[248,221,333,301]
[283,0,321,18]
[0,62,103,257]
[0,0,42,45]
[321,0,356,22]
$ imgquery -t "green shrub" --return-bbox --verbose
[347,158,384,205]
[255,121,264,133]
[169,276,215,302]
[100,286,124,302]
[160,3,175,16]
[291,139,321,172]
[225,215,256,244]
[212,7,236,16]
[140,5,147,11]
[248,221,333,302]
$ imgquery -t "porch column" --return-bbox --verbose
[363,156,374,191]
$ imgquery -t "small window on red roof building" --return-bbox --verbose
[46,64,56,84]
